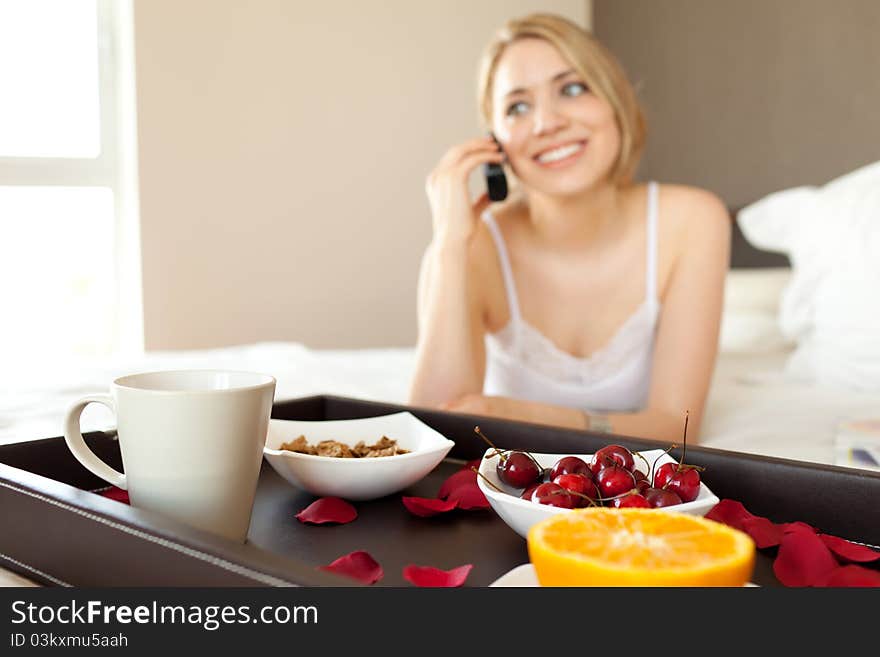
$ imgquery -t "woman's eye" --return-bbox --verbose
[506,100,529,117]
[562,82,588,97]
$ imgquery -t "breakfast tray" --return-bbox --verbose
[2,395,879,587]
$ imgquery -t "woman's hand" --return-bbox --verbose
[425,136,505,248]
[443,394,589,430]
[442,393,511,418]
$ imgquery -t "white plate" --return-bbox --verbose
[477,448,720,539]
[489,564,759,587]
[489,564,540,587]
[263,412,454,500]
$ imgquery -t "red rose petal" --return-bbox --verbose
[437,469,477,500]
[98,487,130,504]
[782,521,816,534]
[820,565,880,587]
[705,499,754,532]
[403,564,473,587]
[700,499,879,587]
[819,535,880,563]
[295,497,357,524]
[319,550,383,585]
[402,496,458,517]
[773,528,839,587]
[741,516,785,548]
[707,500,813,549]
[445,482,490,510]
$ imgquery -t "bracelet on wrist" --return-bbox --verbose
[585,412,612,434]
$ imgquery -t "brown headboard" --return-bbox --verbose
[729,211,790,270]
[594,0,878,271]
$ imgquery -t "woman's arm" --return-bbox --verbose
[640,188,730,441]
[442,393,683,441]
[408,137,504,407]
[444,188,731,443]
[408,239,487,407]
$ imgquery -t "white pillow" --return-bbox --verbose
[737,160,880,391]
[719,268,794,354]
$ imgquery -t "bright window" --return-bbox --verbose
[0,1,101,158]
[0,0,141,366]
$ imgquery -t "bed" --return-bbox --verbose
[0,323,876,469]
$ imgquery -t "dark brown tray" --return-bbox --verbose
[2,395,879,587]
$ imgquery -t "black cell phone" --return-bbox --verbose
[484,133,508,202]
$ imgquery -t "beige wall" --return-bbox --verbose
[134,0,591,350]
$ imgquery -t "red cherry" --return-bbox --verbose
[632,470,651,494]
[552,473,598,508]
[644,486,683,508]
[590,444,635,475]
[497,451,541,489]
[653,462,674,488]
[610,491,650,508]
[653,463,701,503]
[648,410,704,503]
[531,482,575,508]
[520,483,541,500]
[549,456,591,481]
[473,426,542,489]
[595,464,636,500]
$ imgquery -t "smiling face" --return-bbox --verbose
[490,38,622,197]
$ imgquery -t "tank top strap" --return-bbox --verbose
[481,211,522,322]
[646,181,659,305]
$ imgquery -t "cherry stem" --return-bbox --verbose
[471,467,506,494]
[634,450,651,474]
[562,489,600,507]
[603,488,641,502]
[540,487,600,508]
[651,444,677,484]
[474,426,506,462]
[679,411,690,468]
[473,426,543,473]
[522,450,544,473]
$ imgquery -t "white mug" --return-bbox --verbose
[63,370,276,542]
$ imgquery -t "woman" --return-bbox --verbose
[409,13,730,442]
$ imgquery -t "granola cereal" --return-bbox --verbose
[279,435,316,455]
[279,434,410,458]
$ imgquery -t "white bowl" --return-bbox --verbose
[263,412,455,501]
[477,448,720,538]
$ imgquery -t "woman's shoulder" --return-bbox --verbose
[655,183,730,229]
[653,182,732,262]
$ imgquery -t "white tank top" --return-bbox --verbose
[482,181,660,413]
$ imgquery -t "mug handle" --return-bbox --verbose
[63,394,127,490]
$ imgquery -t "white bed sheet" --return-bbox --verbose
[701,349,879,466]
[0,342,415,446]
[2,341,878,468]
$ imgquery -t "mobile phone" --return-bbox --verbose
[484,133,508,202]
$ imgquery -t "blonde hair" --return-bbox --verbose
[477,13,646,184]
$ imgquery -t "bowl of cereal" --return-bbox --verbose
[263,412,455,500]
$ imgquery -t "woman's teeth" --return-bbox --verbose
[536,142,584,163]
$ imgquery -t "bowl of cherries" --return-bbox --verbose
[474,427,719,539]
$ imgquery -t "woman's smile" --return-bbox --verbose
[533,139,588,168]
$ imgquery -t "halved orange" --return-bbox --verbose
[527,507,755,587]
